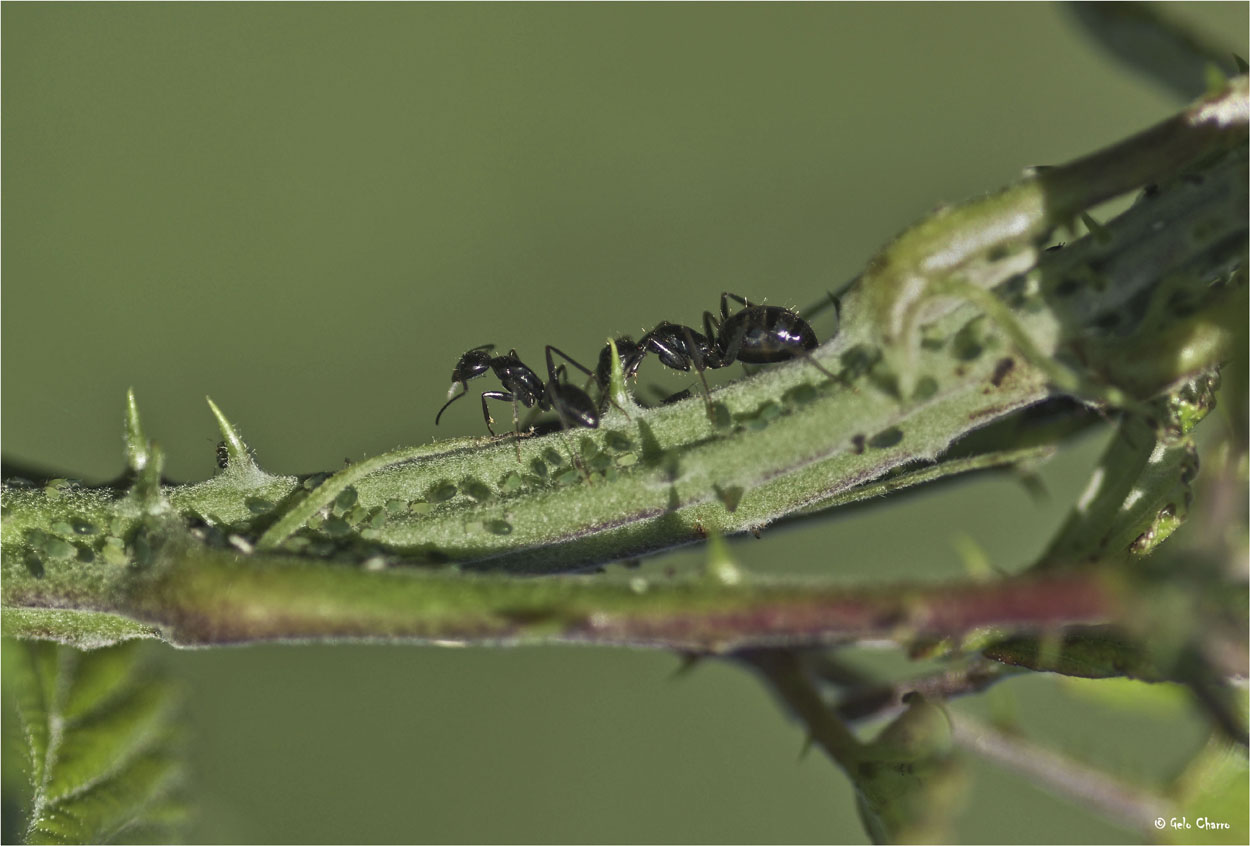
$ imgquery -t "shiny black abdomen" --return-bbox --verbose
[723,307,817,364]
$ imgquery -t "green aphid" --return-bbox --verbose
[912,376,939,402]
[44,536,76,560]
[839,344,882,381]
[71,517,98,535]
[499,472,524,494]
[245,496,275,515]
[101,537,128,566]
[785,384,818,405]
[428,482,457,502]
[605,431,633,452]
[951,318,986,361]
[462,480,492,502]
[868,427,904,449]
[742,403,782,431]
[24,552,44,579]
[43,478,71,500]
[322,516,351,537]
[333,487,359,513]
[484,519,513,536]
[553,468,580,486]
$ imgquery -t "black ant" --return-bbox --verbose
[595,293,835,409]
[435,344,600,457]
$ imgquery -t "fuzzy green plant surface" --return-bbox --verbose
[2,67,1247,845]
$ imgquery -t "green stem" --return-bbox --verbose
[3,546,1119,650]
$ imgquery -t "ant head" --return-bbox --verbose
[596,337,643,387]
[450,346,495,384]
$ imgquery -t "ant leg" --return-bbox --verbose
[510,395,523,461]
[434,383,469,425]
[549,344,632,419]
[559,430,592,483]
[700,310,732,372]
[479,391,515,437]
[701,310,720,350]
[542,358,594,482]
[798,348,836,380]
[720,292,756,319]
[545,345,595,381]
[682,324,714,413]
[702,307,754,375]
[713,312,745,370]
[800,291,841,322]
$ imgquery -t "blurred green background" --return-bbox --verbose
[3,3,1246,843]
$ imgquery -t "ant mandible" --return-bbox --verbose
[435,344,600,454]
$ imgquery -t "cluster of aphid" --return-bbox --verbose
[434,292,836,441]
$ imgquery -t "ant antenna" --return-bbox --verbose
[434,385,468,425]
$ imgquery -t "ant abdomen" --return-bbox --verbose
[719,304,819,364]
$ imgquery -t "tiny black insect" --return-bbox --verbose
[215,441,229,469]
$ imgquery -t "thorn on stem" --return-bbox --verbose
[206,396,260,474]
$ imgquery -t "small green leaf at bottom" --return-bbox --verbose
[3,640,187,844]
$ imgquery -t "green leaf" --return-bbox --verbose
[1162,735,1249,844]
[1,610,161,651]
[1035,374,1218,569]
[982,626,1175,681]
[3,640,187,844]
